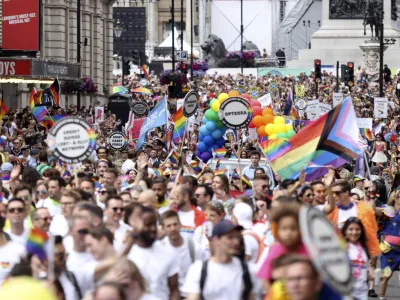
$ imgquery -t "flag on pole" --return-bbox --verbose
[0,98,8,121]
[172,107,187,145]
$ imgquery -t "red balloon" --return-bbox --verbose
[249,120,255,128]
[253,106,263,117]
[257,125,267,136]
[241,94,251,102]
[252,100,262,107]
[253,116,264,127]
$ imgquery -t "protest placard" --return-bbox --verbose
[356,118,373,129]
[258,93,272,107]
[332,93,343,107]
[319,103,332,115]
[306,100,320,120]
[374,98,388,118]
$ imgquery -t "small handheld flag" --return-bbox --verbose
[26,228,49,261]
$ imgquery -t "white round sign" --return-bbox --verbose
[183,90,198,117]
[299,206,352,295]
[108,131,128,151]
[295,98,308,110]
[218,97,252,129]
[47,117,97,163]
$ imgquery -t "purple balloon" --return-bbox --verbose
[200,151,212,163]
[196,150,202,157]
[216,137,226,147]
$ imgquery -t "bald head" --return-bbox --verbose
[138,189,157,209]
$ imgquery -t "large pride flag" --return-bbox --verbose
[260,97,362,181]
[172,106,186,144]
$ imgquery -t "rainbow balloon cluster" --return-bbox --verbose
[197,93,230,163]
[249,105,295,140]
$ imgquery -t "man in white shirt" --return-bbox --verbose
[104,195,131,253]
[31,208,52,233]
[5,198,29,245]
[37,176,66,216]
[242,151,270,181]
[127,206,181,300]
[0,214,26,286]
[85,226,117,262]
[50,190,82,237]
[160,210,195,295]
[182,220,256,300]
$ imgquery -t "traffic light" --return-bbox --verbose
[314,59,322,80]
[347,62,354,83]
[132,50,139,65]
[123,60,130,76]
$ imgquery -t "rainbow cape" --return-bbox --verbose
[26,228,48,261]
[262,97,362,181]
[0,98,8,121]
[360,128,374,141]
[172,107,186,144]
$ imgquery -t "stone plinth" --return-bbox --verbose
[359,40,387,81]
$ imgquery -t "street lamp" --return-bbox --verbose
[113,20,125,85]
[379,12,396,96]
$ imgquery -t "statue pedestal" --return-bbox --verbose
[359,40,388,81]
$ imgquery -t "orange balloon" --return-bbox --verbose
[262,108,274,116]
[228,90,241,97]
[253,115,264,127]
[262,114,274,125]
[257,125,267,136]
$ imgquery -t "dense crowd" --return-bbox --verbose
[0,68,399,300]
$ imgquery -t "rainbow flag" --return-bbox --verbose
[26,228,48,261]
[323,85,329,95]
[264,97,362,181]
[0,99,8,121]
[168,150,179,165]
[142,65,150,79]
[113,85,129,94]
[241,174,252,187]
[32,106,48,123]
[190,160,202,172]
[213,148,227,158]
[29,88,37,110]
[215,158,221,170]
[48,79,60,107]
[360,128,374,141]
[291,107,300,120]
[172,107,186,144]
[214,169,227,175]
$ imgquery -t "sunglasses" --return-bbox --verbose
[36,190,47,195]
[99,191,108,195]
[77,229,89,235]
[304,193,313,197]
[39,216,53,222]
[332,191,343,196]
[194,193,205,197]
[112,207,125,213]
[8,207,24,213]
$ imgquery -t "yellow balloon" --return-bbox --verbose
[274,116,285,125]
[269,134,277,140]
[265,123,275,135]
[218,93,229,103]
[211,101,221,112]
[285,123,294,132]
[0,277,57,300]
[275,123,286,133]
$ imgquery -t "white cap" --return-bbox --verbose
[233,202,253,230]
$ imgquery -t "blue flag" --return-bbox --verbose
[136,97,168,149]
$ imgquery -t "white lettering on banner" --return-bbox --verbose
[333,93,343,107]
[0,61,16,75]
[47,64,69,75]
[374,97,388,118]
[142,108,166,132]
[319,103,332,115]
[356,118,372,129]
[306,100,320,121]
[258,94,272,107]
[4,13,36,24]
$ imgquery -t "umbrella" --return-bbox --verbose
[132,87,152,95]
[113,85,129,94]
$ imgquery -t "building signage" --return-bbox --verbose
[31,61,80,79]
[0,60,31,76]
[2,0,40,51]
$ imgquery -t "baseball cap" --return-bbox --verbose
[212,220,243,237]
[232,202,253,230]
[30,149,40,156]
[1,162,13,173]
[353,175,365,182]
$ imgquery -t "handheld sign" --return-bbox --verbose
[47,117,97,163]
[295,98,308,111]
[218,97,252,129]
[299,206,352,295]
[183,90,198,117]
[108,131,128,151]
[132,101,149,117]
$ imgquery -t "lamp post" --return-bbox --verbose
[113,20,124,85]
[240,0,243,75]
[172,0,175,72]
[379,22,396,96]
[77,0,81,109]
[190,0,193,79]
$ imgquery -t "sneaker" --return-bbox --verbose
[368,289,378,298]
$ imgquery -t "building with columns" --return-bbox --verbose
[0,0,115,109]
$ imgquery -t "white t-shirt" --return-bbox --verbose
[243,233,260,264]
[50,215,70,237]
[59,272,81,300]
[66,249,95,273]
[338,204,358,229]
[193,223,211,261]
[347,243,368,300]
[4,228,30,246]
[37,198,61,216]
[161,237,193,295]
[113,222,132,254]
[178,210,196,240]
[127,241,179,300]
[0,242,26,287]
[182,257,256,300]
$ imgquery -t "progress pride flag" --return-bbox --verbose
[2,0,40,51]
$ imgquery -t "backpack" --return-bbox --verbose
[199,259,253,300]
[242,230,266,263]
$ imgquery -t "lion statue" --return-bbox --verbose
[201,34,227,68]
[243,41,259,51]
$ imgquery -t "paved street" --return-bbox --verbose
[370,271,400,300]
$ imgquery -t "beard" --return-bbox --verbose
[140,231,156,247]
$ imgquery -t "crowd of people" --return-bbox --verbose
[0,67,399,300]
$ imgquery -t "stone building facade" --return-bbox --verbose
[0,0,115,108]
